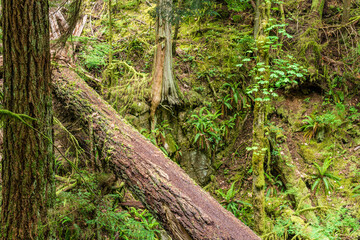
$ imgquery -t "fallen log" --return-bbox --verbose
[52,67,260,240]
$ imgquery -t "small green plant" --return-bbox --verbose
[220,82,249,115]
[140,121,174,156]
[216,182,252,225]
[246,54,308,102]
[216,182,239,204]
[301,112,342,142]
[188,107,222,152]
[311,157,341,195]
[225,0,251,12]
[352,184,360,197]
[129,207,160,232]
[188,106,238,154]
[242,21,308,102]
[77,37,110,72]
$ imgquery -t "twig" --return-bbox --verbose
[56,182,77,196]
[145,0,152,7]
[297,206,330,215]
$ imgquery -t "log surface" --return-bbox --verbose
[53,67,260,240]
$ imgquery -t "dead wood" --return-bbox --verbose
[73,15,88,37]
[52,67,260,240]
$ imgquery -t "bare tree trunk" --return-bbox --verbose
[52,67,260,240]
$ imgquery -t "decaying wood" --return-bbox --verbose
[73,15,88,37]
[52,67,260,240]
[50,9,87,40]
[50,10,69,40]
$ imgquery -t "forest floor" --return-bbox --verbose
[49,0,360,238]
[2,0,360,239]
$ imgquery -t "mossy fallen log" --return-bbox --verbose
[52,67,260,240]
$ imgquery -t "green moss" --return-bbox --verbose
[164,134,177,155]
[129,101,150,116]
[231,15,242,23]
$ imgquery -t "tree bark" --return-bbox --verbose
[150,0,179,127]
[52,67,260,240]
[1,0,54,239]
[310,0,325,20]
[342,0,351,24]
[172,0,184,56]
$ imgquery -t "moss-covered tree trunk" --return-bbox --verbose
[53,67,260,240]
[273,141,319,224]
[1,0,54,239]
[150,0,179,127]
[172,0,183,55]
[252,0,271,235]
[342,0,351,24]
[300,0,325,69]
[311,0,325,19]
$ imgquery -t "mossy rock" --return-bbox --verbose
[164,133,177,156]
[179,150,213,186]
[184,90,203,106]
[129,101,150,116]
[125,114,137,126]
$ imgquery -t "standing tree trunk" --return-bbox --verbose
[172,0,184,55]
[1,0,54,239]
[150,0,179,128]
[342,0,351,24]
[252,0,271,235]
[311,0,325,19]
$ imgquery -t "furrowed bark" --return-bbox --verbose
[150,0,179,128]
[52,67,260,240]
[1,0,54,238]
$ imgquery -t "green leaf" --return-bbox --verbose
[312,178,321,191]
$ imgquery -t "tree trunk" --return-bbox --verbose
[1,0,54,239]
[150,0,179,127]
[172,0,183,56]
[52,67,260,240]
[342,0,351,24]
[251,0,271,235]
[273,141,319,224]
[311,0,325,20]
